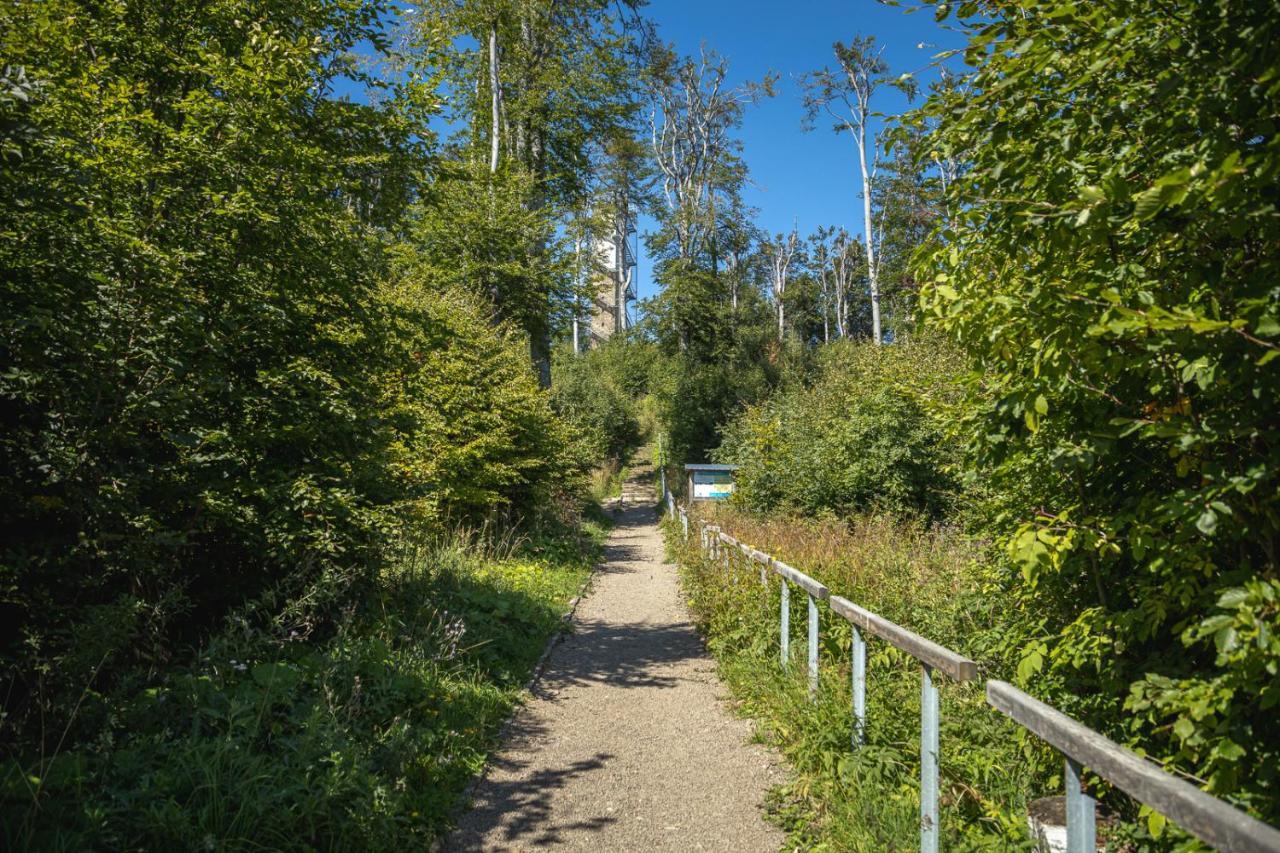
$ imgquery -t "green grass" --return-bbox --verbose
[2,520,606,851]
[666,509,1044,852]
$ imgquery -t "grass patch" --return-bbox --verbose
[2,520,606,851]
[668,509,1043,851]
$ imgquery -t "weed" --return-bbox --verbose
[668,508,1044,850]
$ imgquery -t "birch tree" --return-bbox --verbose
[648,45,772,266]
[831,227,866,338]
[800,35,913,344]
[766,228,799,342]
[810,229,830,343]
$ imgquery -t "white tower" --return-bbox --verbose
[588,217,636,347]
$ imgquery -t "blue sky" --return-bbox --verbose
[632,0,966,302]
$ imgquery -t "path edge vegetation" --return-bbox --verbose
[3,0,1279,848]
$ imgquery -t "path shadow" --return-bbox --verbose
[451,749,619,850]
[532,615,708,695]
[452,457,704,848]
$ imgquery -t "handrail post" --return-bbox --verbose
[780,579,790,669]
[852,626,866,747]
[808,594,819,700]
[921,663,939,853]
[1066,758,1096,853]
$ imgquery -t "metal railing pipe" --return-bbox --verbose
[987,680,1280,853]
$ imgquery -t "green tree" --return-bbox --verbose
[414,0,649,383]
[914,0,1280,820]
[0,0,430,719]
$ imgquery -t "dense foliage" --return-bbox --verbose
[1,0,422,741]
[380,279,583,526]
[0,0,632,843]
[915,0,1280,819]
[550,339,643,465]
[718,337,963,519]
[5,0,1279,845]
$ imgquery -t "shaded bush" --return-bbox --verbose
[0,526,603,850]
[0,0,584,782]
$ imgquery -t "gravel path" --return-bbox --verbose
[451,461,784,852]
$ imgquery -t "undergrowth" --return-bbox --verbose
[668,508,1044,852]
[1,520,605,851]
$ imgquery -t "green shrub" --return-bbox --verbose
[915,0,1280,821]
[381,280,584,526]
[550,342,642,466]
[718,337,964,519]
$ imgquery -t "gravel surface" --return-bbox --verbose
[451,462,785,852]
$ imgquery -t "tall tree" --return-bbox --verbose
[648,45,773,268]
[800,35,914,345]
[766,228,799,342]
[0,0,430,734]
[415,0,648,383]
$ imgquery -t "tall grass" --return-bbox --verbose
[670,508,1045,851]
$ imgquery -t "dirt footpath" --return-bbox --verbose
[452,462,784,851]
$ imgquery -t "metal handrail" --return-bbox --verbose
[677,514,1280,853]
[987,680,1280,853]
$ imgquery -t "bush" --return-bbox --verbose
[915,0,1280,820]
[381,280,585,526]
[550,341,642,466]
[718,337,964,519]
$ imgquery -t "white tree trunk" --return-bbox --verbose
[572,238,581,354]
[770,231,797,343]
[489,22,501,174]
[855,130,881,344]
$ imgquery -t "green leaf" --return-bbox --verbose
[252,662,301,691]
[1079,185,1105,203]
[1196,509,1218,535]
[1148,810,1167,839]
[1133,186,1164,221]
[1216,588,1249,609]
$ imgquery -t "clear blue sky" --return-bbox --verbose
[632,0,965,303]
